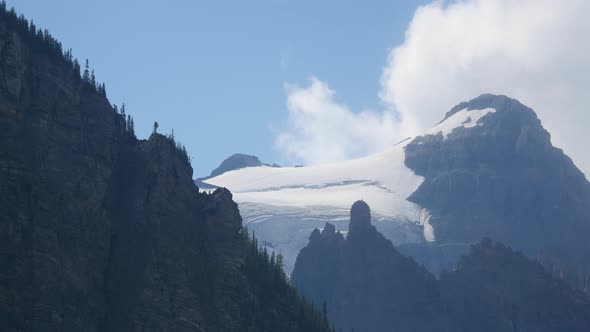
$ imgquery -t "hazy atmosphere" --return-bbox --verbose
[2,1,590,331]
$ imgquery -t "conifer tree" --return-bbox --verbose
[28,20,35,34]
[64,48,73,62]
[128,117,135,136]
[181,145,189,161]
[90,69,96,88]
[276,253,284,274]
[153,121,159,134]
[73,59,80,77]
[98,83,106,97]
[83,59,90,82]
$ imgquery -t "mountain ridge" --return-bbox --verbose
[205,92,590,276]
[405,93,590,272]
[292,201,590,332]
[0,7,332,331]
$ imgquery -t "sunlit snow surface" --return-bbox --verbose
[426,107,497,138]
[204,107,496,272]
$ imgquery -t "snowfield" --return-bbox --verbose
[203,107,495,272]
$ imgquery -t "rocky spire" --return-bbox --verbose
[349,200,372,233]
[321,222,336,238]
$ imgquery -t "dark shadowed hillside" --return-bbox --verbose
[292,201,449,332]
[0,5,331,332]
[440,239,590,332]
[293,201,590,332]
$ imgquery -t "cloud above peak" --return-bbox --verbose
[276,78,405,165]
[277,0,590,175]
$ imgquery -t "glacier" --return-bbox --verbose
[203,107,497,272]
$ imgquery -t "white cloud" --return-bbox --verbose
[277,0,590,176]
[383,0,590,176]
[276,78,406,165]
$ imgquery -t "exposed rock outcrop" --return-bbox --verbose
[195,153,275,190]
[210,153,262,177]
[293,201,590,332]
[0,9,330,332]
[440,239,590,332]
[348,200,371,233]
[405,94,590,273]
[292,201,446,332]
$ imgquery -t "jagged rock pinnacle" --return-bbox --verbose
[349,200,371,233]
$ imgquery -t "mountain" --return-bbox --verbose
[195,153,279,191]
[292,201,448,331]
[405,94,590,272]
[0,6,331,332]
[292,201,590,332]
[204,94,590,275]
[211,153,263,177]
[439,239,590,332]
[204,133,426,272]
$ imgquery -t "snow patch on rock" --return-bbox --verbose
[419,208,435,242]
[424,108,496,139]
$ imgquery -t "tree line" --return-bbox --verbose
[0,1,191,164]
[241,228,335,332]
[0,1,106,97]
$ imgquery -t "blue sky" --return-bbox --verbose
[7,1,590,177]
[6,0,428,176]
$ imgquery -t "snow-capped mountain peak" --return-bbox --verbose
[203,94,590,274]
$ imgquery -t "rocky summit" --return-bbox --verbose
[348,200,371,233]
[292,201,445,332]
[292,201,590,332]
[210,153,263,177]
[404,94,590,274]
[205,92,590,283]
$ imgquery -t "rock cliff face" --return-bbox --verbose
[439,239,590,332]
[292,201,447,332]
[0,10,330,332]
[293,201,590,332]
[405,94,590,272]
